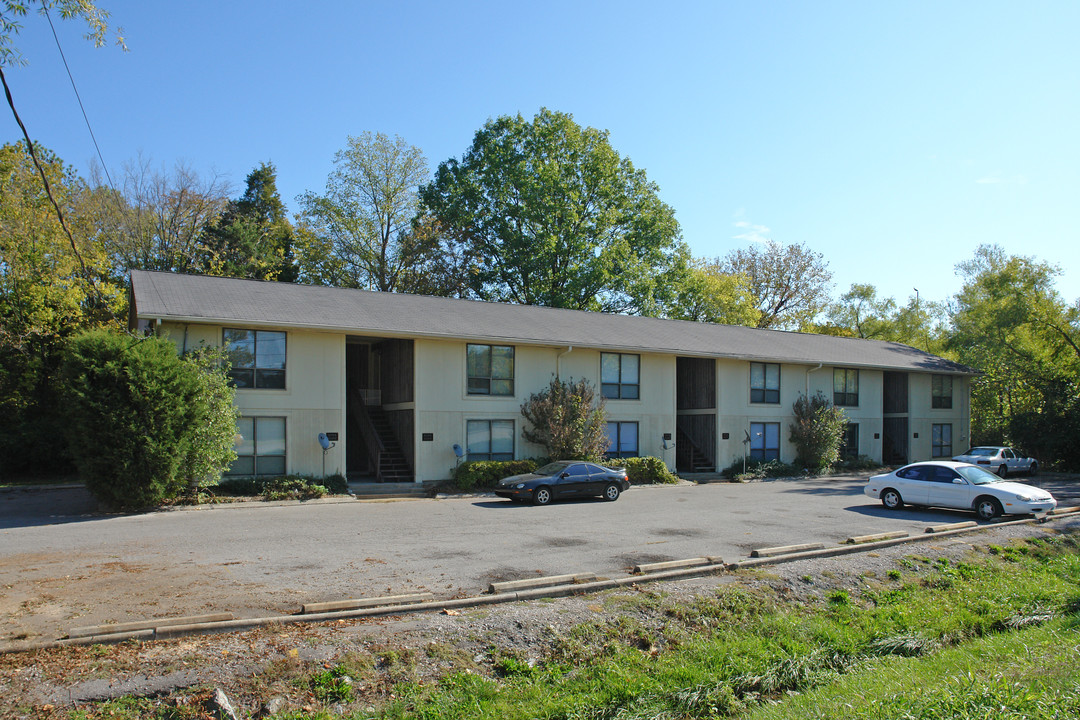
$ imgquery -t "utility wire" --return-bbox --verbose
[43,2,116,192]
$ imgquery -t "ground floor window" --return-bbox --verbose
[605,421,639,459]
[749,422,780,462]
[932,423,952,458]
[840,423,859,459]
[228,416,286,476]
[466,419,514,461]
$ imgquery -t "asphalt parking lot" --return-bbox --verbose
[2,472,1077,646]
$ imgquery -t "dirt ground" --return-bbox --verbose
[2,513,1077,719]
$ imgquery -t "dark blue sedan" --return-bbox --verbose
[494,461,630,505]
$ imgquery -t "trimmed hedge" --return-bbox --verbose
[607,456,679,485]
[209,473,347,501]
[453,460,539,491]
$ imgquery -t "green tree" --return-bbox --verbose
[1,1,124,66]
[297,132,434,291]
[718,239,833,329]
[818,283,946,353]
[520,376,609,461]
[788,392,848,472]
[665,257,759,326]
[946,244,1080,464]
[59,329,237,509]
[420,108,686,314]
[202,162,297,281]
[0,142,123,475]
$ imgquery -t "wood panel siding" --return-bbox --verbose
[386,408,415,469]
[883,372,908,414]
[378,339,414,404]
[676,357,716,410]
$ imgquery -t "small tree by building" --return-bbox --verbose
[789,392,848,472]
[520,377,609,461]
[60,329,237,509]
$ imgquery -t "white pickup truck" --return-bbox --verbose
[952,446,1038,477]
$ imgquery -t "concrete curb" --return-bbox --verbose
[925,521,978,533]
[4,509,1077,655]
[632,557,722,574]
[845,531,908,544]
[301,593,435,614]
[751,543,825,558]
[489,573,597,594]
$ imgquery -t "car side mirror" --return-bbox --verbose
[953,478,964,484]
[560,472,569,478]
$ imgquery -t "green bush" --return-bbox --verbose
[210,473,347,499]
[789,391,848,472]
[59,329,236,509]
[260,476,328,501]
[453,460,539,491]
[720,458,802,481]
[520,376,608,461]
[607,456,679,485]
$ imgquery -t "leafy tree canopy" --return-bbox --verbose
[664,257,759,326]
[297,132,434,292]
[717,239,833,329]
[420,108,687,314]
[1,0,124,66]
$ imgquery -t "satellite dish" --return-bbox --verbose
[452,443,464,458]
[318,432,331,450]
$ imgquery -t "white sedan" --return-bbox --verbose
[865,461,1056,520]
[951,446,1037,477]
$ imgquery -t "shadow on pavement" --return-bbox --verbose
[0,486,113,530]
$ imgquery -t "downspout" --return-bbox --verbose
[556,345,573,378]
[805,363,823,397]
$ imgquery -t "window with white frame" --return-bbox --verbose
[932,423,952,458]
[601,353,640,399]
[227,416,286,476]
[466,419,514,461]
[223,329,286,389]
[750,362,780,404]
[749,422,780,461]
[605,421,639,458]
[467,344,514,396]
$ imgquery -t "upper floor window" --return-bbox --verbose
[932,375,953,409]
[601,353,639,399]
[750,362,780,404]
[833,368,859,407]
[467,344,514,396]
[224,329,286,389]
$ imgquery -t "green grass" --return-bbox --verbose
[55,535,1080,719]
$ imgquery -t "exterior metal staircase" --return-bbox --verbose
[349,389,413,483]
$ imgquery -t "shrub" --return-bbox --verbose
[607,456,679,485]
[59,329,236,509]
[789,392,848,472]
[520,376,608,461]
[453,460,539,491]
[209,474,346,499]
[719,458,802,481]
[260,476,328,501]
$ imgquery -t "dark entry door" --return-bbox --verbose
[882,417,908,465]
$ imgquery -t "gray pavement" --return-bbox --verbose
[1,473,1077,645]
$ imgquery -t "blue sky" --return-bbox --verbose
[4,1,1078,308]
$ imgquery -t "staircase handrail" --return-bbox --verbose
[352,388,385,481]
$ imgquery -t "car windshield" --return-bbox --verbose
[964,448,998,457]
[535,461,573,475]
[955,465,1001,485]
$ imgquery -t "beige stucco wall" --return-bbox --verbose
[413,340,678,482]
[158,321,347,478]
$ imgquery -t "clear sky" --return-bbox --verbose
[4,1,1078,308]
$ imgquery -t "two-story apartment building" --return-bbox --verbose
[129,270,974,482]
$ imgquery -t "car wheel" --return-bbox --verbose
[532,486,552,506]
[602,483,621,502]
[1029,461,1038,476]
[997,464,1008,478]
[975,496,1003,520]
[881,488,904,510]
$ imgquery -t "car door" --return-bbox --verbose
[555,463,590,498]
[893,466,931,505]
[1003,448,1025,474]
[926,465,973,510]
[584,463,612,495]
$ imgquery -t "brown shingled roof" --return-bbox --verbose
[129,270,974,375]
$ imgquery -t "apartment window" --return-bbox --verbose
[749,422,780,462]
[833,368,859,407]
[840,423,859,459]
[605,421,639,459]
[932,423,952,458]
[466,419,514,461]
[601,353,640,399]
[467,344,514,396]
[932,375,953,409]
[227,416,286,476]
[223,329,286,389]
[750,362,780,404]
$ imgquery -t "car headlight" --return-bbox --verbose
[1014,493,1036,501]
[516,483,525,489]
